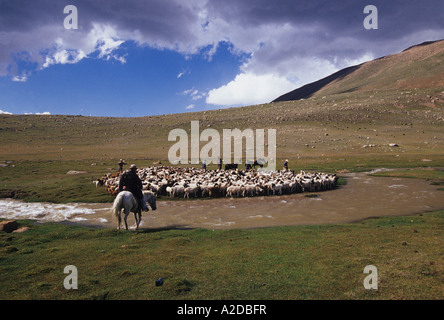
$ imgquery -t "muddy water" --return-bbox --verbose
[0,172,443,230]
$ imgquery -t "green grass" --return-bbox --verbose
[1,210,443,300]
[0,160,115,203]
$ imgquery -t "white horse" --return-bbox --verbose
[112,191,157,230]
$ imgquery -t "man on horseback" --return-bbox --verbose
[118,164,148,212]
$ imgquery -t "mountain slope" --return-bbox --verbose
[273,39,444,102]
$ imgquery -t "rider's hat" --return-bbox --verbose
[130,164,137,170]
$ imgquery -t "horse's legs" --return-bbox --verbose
[116,210,122,230]
[133,211,142,230]
[123,209,129,230]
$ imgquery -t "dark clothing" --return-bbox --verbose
[253,159,263,169]
[119,170,143,201]
[118,160,127,173]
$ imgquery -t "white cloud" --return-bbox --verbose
[202,21,379,106]
[186,104,195,110]
[24,111,51,115]
[41,24,126,70]
[12,75,28,82]
[182,88,194,95]
[341,53,375,68]
[0,109,13,115]
[206,72,296,106]
[88,24,125,60]
[191,90,206,100]
[205,50,377,107]
[42,48,87,69]
[182,87,206,100]
[177,69,190,78]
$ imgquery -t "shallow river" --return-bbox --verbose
[1,171,443,230]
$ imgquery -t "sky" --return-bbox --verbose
[0,0,443,117]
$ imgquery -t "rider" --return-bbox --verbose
[283,159,289,171]
[118,164,148,212]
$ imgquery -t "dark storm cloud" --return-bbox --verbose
[206,0,443,40]
[0,0,209,76]
[76,0,207,47]
[207,0,444,55]
[0,0,443,79]
[203,0,444,84]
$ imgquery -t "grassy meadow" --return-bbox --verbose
[1,87,443,203]
[1,210,443,300]
[0,86,443,300]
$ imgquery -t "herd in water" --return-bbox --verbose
[96,166,339,199]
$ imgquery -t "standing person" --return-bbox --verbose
[217,157,222,170]
[118,159,127,174]
[118,164,148,212]
[283,159,289,171]
[202,159,207,170]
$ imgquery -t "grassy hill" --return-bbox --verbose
[273,39,444,102]
[1,86,442,164]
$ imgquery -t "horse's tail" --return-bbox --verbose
[112,192,123,220]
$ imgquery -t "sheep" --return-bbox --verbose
[208,184,221,198]
[93,178,104,188]
[166,186,174,198]
[242,184,264,197]
[171,184,186,198]
[227,185,243,198]
[300,179,313,192]
[184,185,200,198]
[97,165,338,199]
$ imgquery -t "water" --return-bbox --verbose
[0,200,96,222]
[0,172,443,230]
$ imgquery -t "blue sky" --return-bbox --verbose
[0,41,248,116]
[0,0,443,117]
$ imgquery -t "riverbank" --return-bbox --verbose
[0,159,442,204]
[1,171,443,230]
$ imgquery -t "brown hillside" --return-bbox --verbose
[274,39,444,102]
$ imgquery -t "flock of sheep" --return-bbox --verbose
[98,166,339,199]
